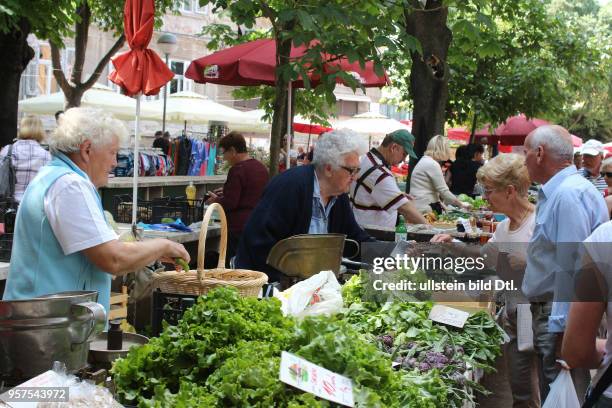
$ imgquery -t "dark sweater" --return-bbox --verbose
[450,159,482,197]
[235,164,373,281]
[216,158,269,233]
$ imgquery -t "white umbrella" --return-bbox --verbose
[17,83,149,121]
[141,91,256,127]
[334,112,411,136]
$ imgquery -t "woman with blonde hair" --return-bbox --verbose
[409,134,469,213]
[0,115,51,202]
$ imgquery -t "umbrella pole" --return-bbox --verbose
[286,82,292,170]
[132,93,142,226]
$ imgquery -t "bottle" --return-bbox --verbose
[395,215,407,242]
[107,319,123,350]
[186,181,196,207]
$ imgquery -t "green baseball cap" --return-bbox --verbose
[388,129,417,159]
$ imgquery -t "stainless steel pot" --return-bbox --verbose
[0,291,106,383]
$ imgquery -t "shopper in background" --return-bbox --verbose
[152,130,171,155]
[410,135,470,213]
[3,107,190,315]
[206,131,269,263]
[449,144,481,197]
[521,125,608,403]
[581,139,607,194]
[0,115,51,203]
[432,153,539,407]
[573,148,583,170]
[601,157,612,218]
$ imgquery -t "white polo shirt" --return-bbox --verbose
[350,149,409,229]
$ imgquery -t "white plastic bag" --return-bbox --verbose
[275,270,343,318]
[542,362,580,408]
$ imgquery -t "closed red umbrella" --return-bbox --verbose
[109,0,174,96]
[108,0,174,225]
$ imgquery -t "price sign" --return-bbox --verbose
[279,351,354,407]
[429,304,470,328]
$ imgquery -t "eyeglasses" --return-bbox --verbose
[339,165,361,176]
[601,172,612,178]
[482,187,497,196]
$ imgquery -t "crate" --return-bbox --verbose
[150,284,277,336]
[151,289,199,336]
[109,286,128,321]
[0,233,13,262]
[111,195,204,225]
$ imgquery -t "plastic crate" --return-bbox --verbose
[151,290,199,336]
[111,195,204,225]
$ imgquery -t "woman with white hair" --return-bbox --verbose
[3,107,190,314]
[235,129,374,282]
[0,115,51,202]
[601,157,612,219]
[409,135,470,213]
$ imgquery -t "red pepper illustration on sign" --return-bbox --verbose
[323,376,336,396]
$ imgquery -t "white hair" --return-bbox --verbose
[48,107,128,155]
[312,128,368,169]
[527,125,573,162]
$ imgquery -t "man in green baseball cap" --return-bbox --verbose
[350,128,426,230]
[387,129,418,159]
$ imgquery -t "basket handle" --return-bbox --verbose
[196,203,227,278]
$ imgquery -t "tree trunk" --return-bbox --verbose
[405,0,451,155]
[404,0,451,192]
[50,1,125,109]
[269,36,293,178]
[0,18,34,148]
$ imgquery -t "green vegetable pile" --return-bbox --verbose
[457,194,489,210]
[112,282,504,407]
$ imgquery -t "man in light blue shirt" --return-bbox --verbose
[522,125,608,402]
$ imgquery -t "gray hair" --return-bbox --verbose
[425,135,451,162]
[527,125,573,162]
[312,128,368,169]
[48,107,128,155]
[602,157,612,172]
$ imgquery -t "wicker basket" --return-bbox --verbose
[151,203,268,297]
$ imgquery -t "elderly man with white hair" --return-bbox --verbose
[3,107,190,315]
[235,129,374,282]
[522,125,608,403]
[581,138,608,194]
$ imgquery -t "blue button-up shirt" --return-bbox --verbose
[308,172,338,234]
[522,165,608,332]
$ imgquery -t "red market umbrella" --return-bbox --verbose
[447,128,470,142]
[185,38,388,170]
[108,0,174,225]
[185,38,388,88]
[292,122,332,135]
[475,114,550,146]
